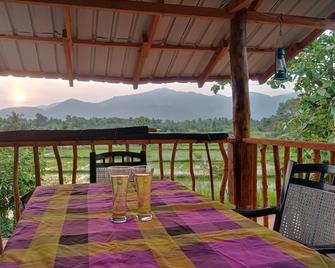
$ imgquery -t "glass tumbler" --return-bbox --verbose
[132,166,154,222]
[109,166,130,223]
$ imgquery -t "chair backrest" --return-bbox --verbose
[89,150,147,183]
[275,160,335,247]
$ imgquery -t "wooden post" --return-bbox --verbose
[205,143,215,200]
[158,144,164,180]
[189,143,196,191]
[72,145,77,184]
[53,145,64,184]
[260,145,269,227]
[0,225,3,254]
[33,146,41,186]
[228,9,256,209]
[13,146,21,222]
[170,143,177,181]
[218,143,229,203]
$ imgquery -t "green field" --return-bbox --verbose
[35,143,313,207]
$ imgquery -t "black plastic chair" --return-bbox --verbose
[234,160,335,254]
[89,150,147,183]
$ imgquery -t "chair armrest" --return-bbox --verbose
[311,245,335,254]
[233,207,278,218]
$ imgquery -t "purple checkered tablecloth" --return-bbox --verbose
[1,180,334,267]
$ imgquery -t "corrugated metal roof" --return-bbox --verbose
[0,0,334,88]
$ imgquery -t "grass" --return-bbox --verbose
[37,143,291,207]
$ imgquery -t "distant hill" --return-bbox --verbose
[0,88,296,120]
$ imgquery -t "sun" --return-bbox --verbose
[13,90,25,103]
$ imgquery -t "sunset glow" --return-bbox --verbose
[12,89,25,103]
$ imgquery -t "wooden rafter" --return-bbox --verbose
[197,41,230,88]
[248,0,263,11]
[247,11,335,30]
[258,11,335,84]
[133,15,160,89]
[9,0,335,30]
[0,69,260,84]
[0,34,275,53]
[63,7,73,87]
[227,0,254,13]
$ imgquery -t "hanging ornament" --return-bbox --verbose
[274,17,287,81]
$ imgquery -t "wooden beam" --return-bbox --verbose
[247,11,335,30]
[12,0,231,19]
[197,40,229,88]
[63,7,73,87]
[248,0,263,11]
[0,34,62,44]
[0,69,260,84]
[133,15,160,89]
[258,11,335,84]
[9,0,335,30]
[227,0,254,13]
[0,34,274,53]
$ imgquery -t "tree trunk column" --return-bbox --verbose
[229,9,257,209]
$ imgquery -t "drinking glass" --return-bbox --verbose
[109,166,130,223]
[132,166,154,222]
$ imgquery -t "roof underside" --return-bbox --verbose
[0,0,334,88]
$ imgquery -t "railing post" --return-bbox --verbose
[33,146,41,186]
[218,143,229,203]
[0,225,3,254]
[13,146,21,222]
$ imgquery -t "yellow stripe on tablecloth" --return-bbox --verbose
[19,186,73,267]
[136,216,196,268]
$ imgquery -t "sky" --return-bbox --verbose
[0,76,295,109]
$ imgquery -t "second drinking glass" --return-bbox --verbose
[132,166,154,222]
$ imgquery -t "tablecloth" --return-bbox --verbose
[1,180,334,267]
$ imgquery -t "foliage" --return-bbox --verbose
[268,32,335,142]
[211,32,335,142]
[0,148,41,237]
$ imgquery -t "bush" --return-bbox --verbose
[0,148,44,237]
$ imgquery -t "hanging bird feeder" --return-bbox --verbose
[274,17,287,81]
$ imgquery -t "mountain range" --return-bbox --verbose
[0,88,296,121]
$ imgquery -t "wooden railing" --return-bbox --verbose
[243,138,335,228]
[0,127,229,246]
[2,128,335,252]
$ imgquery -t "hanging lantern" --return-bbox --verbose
[274,48,287,80]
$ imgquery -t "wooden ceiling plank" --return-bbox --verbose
[227,0,254,13]
[133,15,160,89]
[197,40,229,88]
[63,7,73,87]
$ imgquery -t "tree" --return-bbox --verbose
[272,32,335,142]
[212,32,335,142]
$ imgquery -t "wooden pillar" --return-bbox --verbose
[228,9,256,209]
